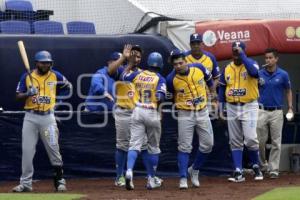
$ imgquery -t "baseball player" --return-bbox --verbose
[185,33,220,85]
[166,49,216,189]
[85,52,121,111]
[123,52,166,190]
[13,51,71,192]
[218,41,263,182]
[108,45,162,187]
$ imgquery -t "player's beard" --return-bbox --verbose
[37,66,51,75]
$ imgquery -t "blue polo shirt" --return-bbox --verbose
[258,67,291,108]
[85,66,115,111]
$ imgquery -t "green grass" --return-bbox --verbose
[0,193,84,200]
[254,187,300,200]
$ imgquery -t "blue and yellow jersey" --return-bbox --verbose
[166,63,213,111]
[219,59,259,103]
[122,70,166,109]
[185,50,220,79]
[113,66,141,110]
[16,69,70,111]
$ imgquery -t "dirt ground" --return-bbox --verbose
[1,173,300,200]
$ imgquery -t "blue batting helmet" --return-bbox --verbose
[34,51,53,62]
[147,52,163,69]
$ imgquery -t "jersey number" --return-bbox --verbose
[139,90,152,103]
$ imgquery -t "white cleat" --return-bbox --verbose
[179,178,188,189]
[188,166,200,187]
[125,170,134,190]
[147,176,161,190]
[56,178,67,192]
[12,184,32,192]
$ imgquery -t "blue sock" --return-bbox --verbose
[248,150,259,166]
[178,151,189,178]
[127,150,138,170]
[115,149,127,178]
[231,149,243,171]
[141,150,150,177]
[193,150,209,170]
[148,153,159,177]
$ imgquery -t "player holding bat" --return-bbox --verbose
[13,46,72,192]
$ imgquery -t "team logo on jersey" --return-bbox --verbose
[32,96,51,104]
[228,88,247,96]
[128,90,134,98]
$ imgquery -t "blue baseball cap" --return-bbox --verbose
[190,33,202,43]
[232,41,246,51]
[109,52,122,61]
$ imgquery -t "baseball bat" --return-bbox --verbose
[17,40,33,87]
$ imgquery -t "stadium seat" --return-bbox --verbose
[0,20,31,34]
[66,21,96,34]
[33,21,64,34]
[5,0,33,11]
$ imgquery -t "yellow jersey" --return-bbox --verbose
[114,66,140,110]
[122,70,166,109]
[16,69,70,111]
[219,60,259,103]
[185,50,220,79]
[166,63,213,111]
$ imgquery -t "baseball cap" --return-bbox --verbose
[169,49,185,62]
[190,33,202,43]
[109,52,122,61]
[131,45,143,53]
[232,41,246,51]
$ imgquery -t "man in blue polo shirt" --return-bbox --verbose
[257,48,293,179]
[85,52,121,111]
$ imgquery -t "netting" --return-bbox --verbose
[0,0,300,35]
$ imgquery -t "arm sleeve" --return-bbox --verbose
[166,72,175,93]
[240,52,259,78]
[218,85,226,103]
[121,70,139,82]
[90,73,105,95]
[16,73,27,93]
[156,75,167,102]
[210,54,221,78]
[53,70,72,97]
[283,72,292,89]
[198,64,213,87]
[218,68,226,102]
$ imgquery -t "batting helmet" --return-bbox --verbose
[34,51,53,62]
[147,52,163,69]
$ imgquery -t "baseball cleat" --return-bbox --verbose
[188,166,200,187]
[56,178,67,192]
[115,176,126,187]
[253,164,264,181]
[269,171,279,179]
[146,176,161,190]
[228,170,245,183]
[154,176,163,185]
[125,170,134,190]
[179,178,188,189]
[12,184,32,192]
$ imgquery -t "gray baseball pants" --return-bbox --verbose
[20,112,63,188]
[177,108,214,153]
